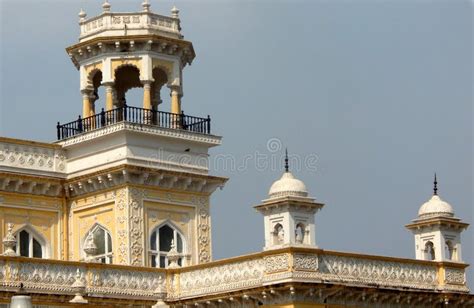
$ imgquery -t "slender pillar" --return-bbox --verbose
[103,83,114,111]
[143,81,152,110]
[170,86,181,114]
[170,86,181,128]
[81,90,91,118]
[89,99,96,129]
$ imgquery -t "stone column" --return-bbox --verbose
[81,90,92,118]
[143,81,153,124]
[143,81,152,110]
[170,86,181,114]
[170,85,181,128]
[103,82,115,111]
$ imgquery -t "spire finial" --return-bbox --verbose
[284,148,289,173]
[142,0,151,12]
[433,173,438,195]
[102,0,111,13]
[78,8,87,22]
[171,6,180,18]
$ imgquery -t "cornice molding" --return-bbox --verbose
[57,122,221,148]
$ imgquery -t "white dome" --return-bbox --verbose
[418,195,454,219]
[268,172,308,198]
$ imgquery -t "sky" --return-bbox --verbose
[0,0,473,287]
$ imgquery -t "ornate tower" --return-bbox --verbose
[69,0,192,120]
[406,175,469,262]
[254,152,324,250]
[55,1,227,267]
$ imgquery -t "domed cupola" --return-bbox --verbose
[418,195,454,219]
[254,149,324,250]
[417,174,454,219]
[268,171,308,199]
[406,174,469,262]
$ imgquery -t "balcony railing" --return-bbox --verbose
[56,104,211,140]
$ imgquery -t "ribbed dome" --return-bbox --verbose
[418,195,454,219]
[268,172,308,198]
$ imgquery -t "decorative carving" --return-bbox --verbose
[0,250,469,302]
[115,188,128,264]
[129,188,144,266]
[83,232,98,262]
[318,255,437,290]
[197,197,211,263]
[167,240,181,269]
[445,267,465,285]
[264,254,290,273]
[294,253,318,271]
[0,142,66,175]
[2,223,17,256]
[179,258,264,298]
[69,269,88,303]
[88,267,163,298]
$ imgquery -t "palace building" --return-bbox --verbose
[0,2,472,307]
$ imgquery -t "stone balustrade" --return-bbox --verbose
[0,247,468,304]
[79,12,181,42]
[0,138,66,178]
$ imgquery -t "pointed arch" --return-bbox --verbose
[445,240,455,261]
[424,241,435,261]
[149,220,186,268]
[295,223,306,244]
[273,223,284,245]
[13,224,49,259]
[82,223,113,264]
[114,64,142,107]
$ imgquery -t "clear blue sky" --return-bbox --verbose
[1,0,472,287]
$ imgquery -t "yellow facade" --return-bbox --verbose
[0,191,63,260]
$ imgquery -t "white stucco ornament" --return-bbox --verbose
[268,172,308,198]
[418,194,454,219]
[102,0,111,13]
[417,174,454,219]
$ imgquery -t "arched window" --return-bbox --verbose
[273,223,284,245]
[149,224,184,268]
[84,224,113,264]
[14,228,45,258]
[295,223,305,244]
[445,241,455,260]
[425,241,435,260]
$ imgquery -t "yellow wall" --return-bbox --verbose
[144,200,196,266]
[0,192,62,259]
[0,176,212,267]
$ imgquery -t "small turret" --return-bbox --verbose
[406,174,469,262]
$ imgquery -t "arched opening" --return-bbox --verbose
[149,223,185,268]
[273,223,284,245]
[114,65,142,108]
[152,67,169,111]
[445,240,455,260]
[424,241,435,261]
[83,224,113,264]
[295,223,305,244]
[13,226,47,258]
[90,70,103,115]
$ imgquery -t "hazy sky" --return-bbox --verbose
[1,0,472,287]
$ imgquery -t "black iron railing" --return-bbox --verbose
[56,104,211,140]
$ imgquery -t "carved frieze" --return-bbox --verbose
[179,258,264,298]
[445,267,465,285]
[264,254,290,273]
[0,142,66,175]
[293,253,318,272]
[129,187,144,266]
[197,197,211,263]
